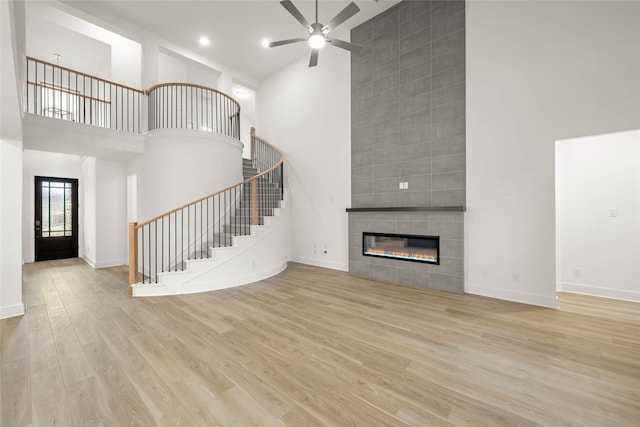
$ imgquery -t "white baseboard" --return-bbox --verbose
[291,256,348,272]
[94,259,127,269]
[466,282,559,309]
[81,255,126,269]
[81,254,97,268]
[0,302,25,319]
[557,282,640,303]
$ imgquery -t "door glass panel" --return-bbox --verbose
[65,184,73,236]
[41,184,50,233]
[41,180,73,238]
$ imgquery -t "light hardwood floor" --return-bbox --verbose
[1,259,638,426]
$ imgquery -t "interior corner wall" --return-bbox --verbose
[256,47,352,271]
[466,1,640,307]
[0,141,24,319]
[82,157,97,267]
[95,159,128,267]
[556,130,640,302]
[1,0,25,319]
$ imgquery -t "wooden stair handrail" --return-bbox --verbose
[129,130,283,289]
[27,56,145,94]
[27,81,112,104]
[145,82,241,113]
[134,138,283,230]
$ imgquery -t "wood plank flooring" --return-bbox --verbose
[1,258,638,426]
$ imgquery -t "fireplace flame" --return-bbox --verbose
[365,247,437,261]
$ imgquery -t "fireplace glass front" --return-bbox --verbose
[362,232,439,264]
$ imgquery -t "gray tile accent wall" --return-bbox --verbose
[349,0,465,294]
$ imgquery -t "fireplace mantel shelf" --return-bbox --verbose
[346,206,465,213]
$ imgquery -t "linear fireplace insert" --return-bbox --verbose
[362,232,439,264]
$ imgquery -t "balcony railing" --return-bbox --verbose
[26,56,144,133]
[146,83,241,140]
[24,58,242,140]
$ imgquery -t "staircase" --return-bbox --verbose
[129,132,286,297]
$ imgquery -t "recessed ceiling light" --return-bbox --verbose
[199,36,210,47]
[261,38,270,48]
[234,89,248,98]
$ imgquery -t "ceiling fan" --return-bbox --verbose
[269,0,364,67]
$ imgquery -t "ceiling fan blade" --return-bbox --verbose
[327,38,364,53]
[280,0,312,31]
[322,2,360,33]
[269,37,307,48]
[309,49,319,67]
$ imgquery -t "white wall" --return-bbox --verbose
[95,159,128,267]
[26,13,112,81]
[0,142,24,319]
[22,150,84,263]
[256,47,351,271]
[128,130,243,222]
[1,0,26,319]
[82,157,97,265]
[232,83,256,158]
[466,1,640,307]
[556,130,640,302]
[158,48,220,88]
[26,1,142,88]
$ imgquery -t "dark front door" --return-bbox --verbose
[35,176,79,261]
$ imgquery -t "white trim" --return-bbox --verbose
[466,282,559,309]
[557,282,640,303]
[93,259,128,269]
[291,256,348,272]
[81,254,127,269]
[0,302,25,319]
[81,254,97,268]
[181,262,288,295]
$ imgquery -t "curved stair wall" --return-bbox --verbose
[130,129,243,221]
[129,128,286,297]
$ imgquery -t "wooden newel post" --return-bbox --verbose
[250,127,255,160]
[128,222,138,296]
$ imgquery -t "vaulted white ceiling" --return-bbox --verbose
[55,0,401,82]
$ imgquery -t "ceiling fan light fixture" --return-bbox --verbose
[270,0,363,67]
[309,34,326,49]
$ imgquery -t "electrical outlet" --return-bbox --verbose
[573,268,581,277]
[399,182,409,190]
[512,273,519,283]
[481,269,488,278]
[609,208,618,217]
